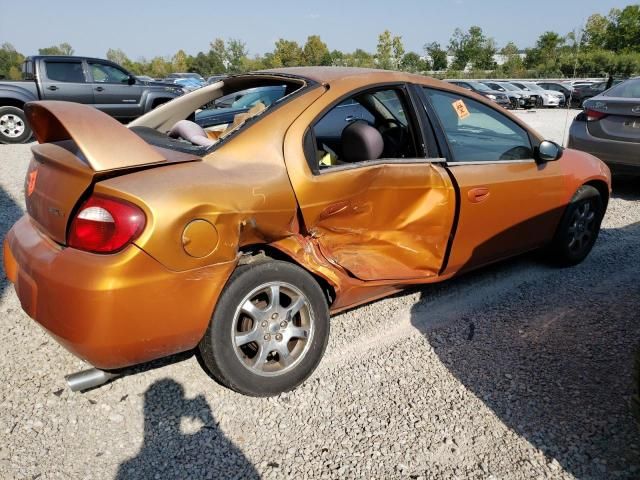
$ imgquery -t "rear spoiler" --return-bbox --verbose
[25,101,194,172]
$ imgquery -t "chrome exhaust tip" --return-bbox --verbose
[65,368,120,392]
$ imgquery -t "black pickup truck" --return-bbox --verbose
[0,56,184,143]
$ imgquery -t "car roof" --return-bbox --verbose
[258,66,432,85]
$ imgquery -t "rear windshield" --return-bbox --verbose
[604,78,640,98]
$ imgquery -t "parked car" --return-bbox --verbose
[510,81,564,107]
[165,72,206,83]
[207,75,228,84]
[4,67,610,397]
[481,81,526,109]
[571,81,609,107]
[135,75,155,83]
[196,85,288,127]
[537,81,575,105]
[172,77,205,92]
[446,80,511,108]
[0,56,183,143]
[568,77,640,174]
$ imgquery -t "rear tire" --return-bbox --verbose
[198,260,330,397]
[548,185,604,266]
[0,106,32,144]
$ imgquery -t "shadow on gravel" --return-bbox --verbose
[411,222,640,479]
[0,186,24,296]
[116,378,258,480]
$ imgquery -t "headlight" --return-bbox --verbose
[487,94,496,100]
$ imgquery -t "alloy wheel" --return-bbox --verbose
[231,281,314,377]
[0,113,26,138]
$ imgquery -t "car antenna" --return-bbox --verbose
[562,21,586,148]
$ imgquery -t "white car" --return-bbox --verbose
[510,81,565,107]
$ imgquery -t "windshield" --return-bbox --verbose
[604,78,640,98]
[231,87,286,108]
[524,83,545,92]
[500,83,520,91]
[468,81,492,92]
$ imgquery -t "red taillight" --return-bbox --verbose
[585,109,608,122]
[68,195,146,253]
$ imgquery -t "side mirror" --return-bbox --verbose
[127,75,136,85]
[536,140,563,162]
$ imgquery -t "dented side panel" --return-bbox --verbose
[283,78,456,283]
[295,163,455,281]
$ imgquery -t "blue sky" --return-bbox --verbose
[0,0,635,59]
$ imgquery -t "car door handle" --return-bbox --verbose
[95,86,104,92]
[468,187,490,203]
[47,85,58,91]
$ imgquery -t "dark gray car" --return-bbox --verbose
[568,77,640,174]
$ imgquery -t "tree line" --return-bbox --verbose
[1,5,638,81]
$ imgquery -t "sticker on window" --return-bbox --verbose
[452,99,470,120]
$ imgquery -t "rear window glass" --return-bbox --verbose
[45,62,85,83]
[604,79,640,98]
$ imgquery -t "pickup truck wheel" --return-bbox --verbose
[198,260,330,397]
[0,107,32,144]
[548,185,604,266]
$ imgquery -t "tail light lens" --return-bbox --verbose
[585,109,608,122]
[68,195,146,253]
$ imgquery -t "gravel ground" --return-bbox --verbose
[1,109,639,479]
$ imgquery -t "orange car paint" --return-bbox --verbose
[4,67,611,369]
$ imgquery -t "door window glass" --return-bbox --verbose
[311,88,418,169]
[424,88,532,162]
[45,62,85,83]
[89,63,130,84]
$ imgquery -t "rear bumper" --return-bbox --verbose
[568,121,640,170]
[4,215,235,369]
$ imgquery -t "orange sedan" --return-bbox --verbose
[4,68,611,396]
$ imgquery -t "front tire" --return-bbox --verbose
[0,106,32,144]
[198,260,330,397]
[548,185,604,266]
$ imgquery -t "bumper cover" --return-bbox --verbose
[568,121,640,169]
[4,215,235,369]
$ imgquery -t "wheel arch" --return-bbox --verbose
[584,179,609,209]
[238,243,336,308]
[0,98,26,109]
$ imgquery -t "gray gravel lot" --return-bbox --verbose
[1,109,639,479]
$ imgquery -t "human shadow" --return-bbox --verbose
[0,186,25,297]
[411,220,640,479]
[116,378,258,480]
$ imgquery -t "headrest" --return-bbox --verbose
[169,120,216,147]
[341,121,384,162]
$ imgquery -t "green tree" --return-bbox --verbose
[605,5,640,52]
[400,52,427,73]
[582,13,610,49]
[172,49,189,72]
[269,39,303,67]
[376,30,404,70]
[376,30,394,69]
[524,31,564,70]
[39,42,74,55]
[106,48,130,67]
[226,39,248,73]
[0,43,25,79]
[498,41,524,76]
[302,35,330,66]
[149,56,171,78]
[449,26,496,70]
[425,42,448,71]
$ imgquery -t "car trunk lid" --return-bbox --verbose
[23,101,200,245]
[586,97,640,143]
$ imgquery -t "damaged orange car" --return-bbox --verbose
[4,67,611,396]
